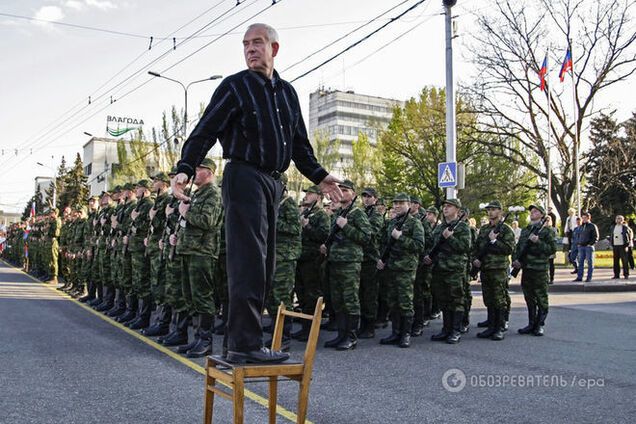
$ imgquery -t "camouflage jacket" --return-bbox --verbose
[513,222,557,271]
[276,195,301,261]
[430,219,471,273]
[161,196,180,260]
[380,213,425,271]
[72,218,87,253]
[299,206,329,262]
[363,204,385,263]
[147,192,170,255]
[177,182,223,258]
[421,220,437,258]
[96,205,113,250]
[472,221,515,270]
[128,196,154,253]
[48,217,61,239]
[328,205,371,263]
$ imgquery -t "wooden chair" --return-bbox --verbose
[203,297,323,424]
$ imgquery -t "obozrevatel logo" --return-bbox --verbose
[442,368,466,393]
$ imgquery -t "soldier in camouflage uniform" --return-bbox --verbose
[423,199,471,344]
[174,158,223,358]
[69,207,88,297]
[93,191,115,311]
[460,208,477,333]
[57,207,72,290]
[472,200,515,341]
[106,186,128,317]
[292,185,330,341]
[320,180,371,351]
[377,193,425,348]
[47,208,61,285]
[78,196,99,301]
[412,206,439,336]
[142,172,173,336]
[212,211,228,336]
[125,180,155,330]
[264,174,301,351]
[116,183,139,324]
[512,204,556,337]
[358,187,384,339]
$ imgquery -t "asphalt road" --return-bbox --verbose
[1,260,635,424]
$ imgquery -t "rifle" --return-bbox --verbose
[510,217,548,277]
[122,191,145,255]
[426,212,467,261]
[168,179,196,261]
[301,199,318,219]
[323,195,358,252]
[144,188,161,257]
[469,212,511,279]
[379,210,411,264]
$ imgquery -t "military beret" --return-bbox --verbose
[529,204,546,215]
[426,206,439,215]
[410,195,422,204]
[392,192,411,202]
[361,187,378,197]
[484,200,503,210]
[376,197,385,206]
[136,179,152,189]
[338,179,355,191]
[303,185,322,195]
[443,198,462,209]
[152,171,170,184]
[197,158,217,172]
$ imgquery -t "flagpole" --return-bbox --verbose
[570,39,581,216]
[546,48,552,213]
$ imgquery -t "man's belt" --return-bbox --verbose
[227,158,282,180]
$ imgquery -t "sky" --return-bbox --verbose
[1,0,635,214]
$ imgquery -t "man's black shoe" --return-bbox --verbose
[572,278,582,282]
[226,347,290,364]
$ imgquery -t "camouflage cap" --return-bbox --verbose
[528,204,546,215]
[112,185,123,193]
[338,179,355,191]
[392,192,411,202]
[410,195,422,204]
[303,185,322,195]
[168,166,179,176]
[442,198,462,209]
[376,197,385,206]
[88,195,100,202]
[361,187,378,197]
[136,179,152,189]
[426,206,439,215]
[484,200,503,210]
[461,206,470,215]
[197,158,217,172]
[100,190,112,197]
[122,182,135,191]
[152,171,170,184]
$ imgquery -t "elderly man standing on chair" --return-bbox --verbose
[172,23,342,364]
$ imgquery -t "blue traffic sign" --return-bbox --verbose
[438,162,457,188]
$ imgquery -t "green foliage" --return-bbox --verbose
[344,133,379,191]
[58,153,89,209]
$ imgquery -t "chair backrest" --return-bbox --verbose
[271,297,323,366]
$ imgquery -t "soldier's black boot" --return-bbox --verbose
[411,305,425,337]
[490,309,506,341]
[213,302,228,335]
[399,316,413,348]
[291,319,311,341]
[460,307,470,334]
[476,308,496,339]
[187,314,214,358]
[143,305,172,337]
[358,316,375,339]
[503,307,510,331]
[336,315,359,351]
[177,315,200,353]
[95,286,114,312]
[321,311,338,332]
[129,296,152,330]
[157,310,179,343]
[380,312,401,345]
[79,281,96,303]
[518,305,537,334]
[163,313,190,346]
[107,290,126,317]
[477,317,490,328]
[117,294,138,324]
[431,309,452,341]
[533,309,547,336]
[324,314,346,348]
[446,310,464,344]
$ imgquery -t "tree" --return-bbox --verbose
[344,132,379,191]
[43,155,68,210]
[21,190,45,221]
[58,153,89,209]
[466,0,636,228]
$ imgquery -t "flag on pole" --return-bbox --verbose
[30,201,36,221]
[539,55,548,91]
[559,48,573,82]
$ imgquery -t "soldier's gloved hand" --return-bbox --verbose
[131,210,139,221]
[149,208,157,220]
[488,230,498,241]
[422,255,432,266]
[391,228,402,240]
[301,217,309,227]
[111,239,116,248]
[336,216,347,228]
[473,259,481,268]
[169,234,177,246]
[376,259,385,270]
[442,228,454,239]
[319,244,327,255]
[100,218,106,225]
[529,234,539,243]
[159,240,164,251]
[123,236,128,245]
[143,237,148,247]
[178,201,190,217]
[512,260,521,269]
[165,204,175,216]
[93,219,98,226]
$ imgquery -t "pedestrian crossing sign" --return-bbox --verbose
[438,162,457,188]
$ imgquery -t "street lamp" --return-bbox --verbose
[147,71,222,138]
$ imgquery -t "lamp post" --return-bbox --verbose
[443,0,458,199]
[148,71,222,138]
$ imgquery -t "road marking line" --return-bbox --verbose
[1,260,311,424]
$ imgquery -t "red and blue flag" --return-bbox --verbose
[539,55,548,91]
[559,49,573,82]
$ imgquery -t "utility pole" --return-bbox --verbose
[443,0,458,199]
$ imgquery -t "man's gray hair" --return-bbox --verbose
[246,23,279,44]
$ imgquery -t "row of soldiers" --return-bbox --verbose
[3,165,557,355]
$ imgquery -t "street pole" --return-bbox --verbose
[444,0,458,199]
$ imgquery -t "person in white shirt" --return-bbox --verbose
[610,215,633,279]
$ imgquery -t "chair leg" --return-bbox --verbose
[204,359,215,424]
[297,377,311,424]
[233,369,245,424]
[268,376,278,424]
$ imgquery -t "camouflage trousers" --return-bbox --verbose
[463,272,473,317]
[213,254,228,311]
[384,268,416,317]
[131,252,151,298]
[328,261,361,316]
[82,253,93,284]
[296,257,323,315]
[50,239,59,278]
[480,269,509,310]
[267,260,296,314]
[431,270,465,312]
[413,264,433,315]
[359,261,379,321]
[521,268,549,312]
[164,253,185,311]
[120,252,133,292]
[181,254,216,316]
[99,250,111,288]
[110,249,120,289]
[148,250,165,304]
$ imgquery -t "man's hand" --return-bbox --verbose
[473,259,481,268]
[100,217,106,226]
[171,173,191,202]
[529,234,539,243]
[442,228,454,239]
[336,216,347,228]
[165,204,175,217]
[376,259,385,270]
[422,255,432,266]
[149,208,157,220]
[178,201,190,217]
[318,174,343,203]
[131,210,139,221]
[319,244,327,255]
[123,236,128,245]
[301,217,309,227]
[391,228,402,240]
[169,234,177,246]
[159,240,164,251]
[488,230,498,241]
[512,260,521,269]
[143,237,148,247]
